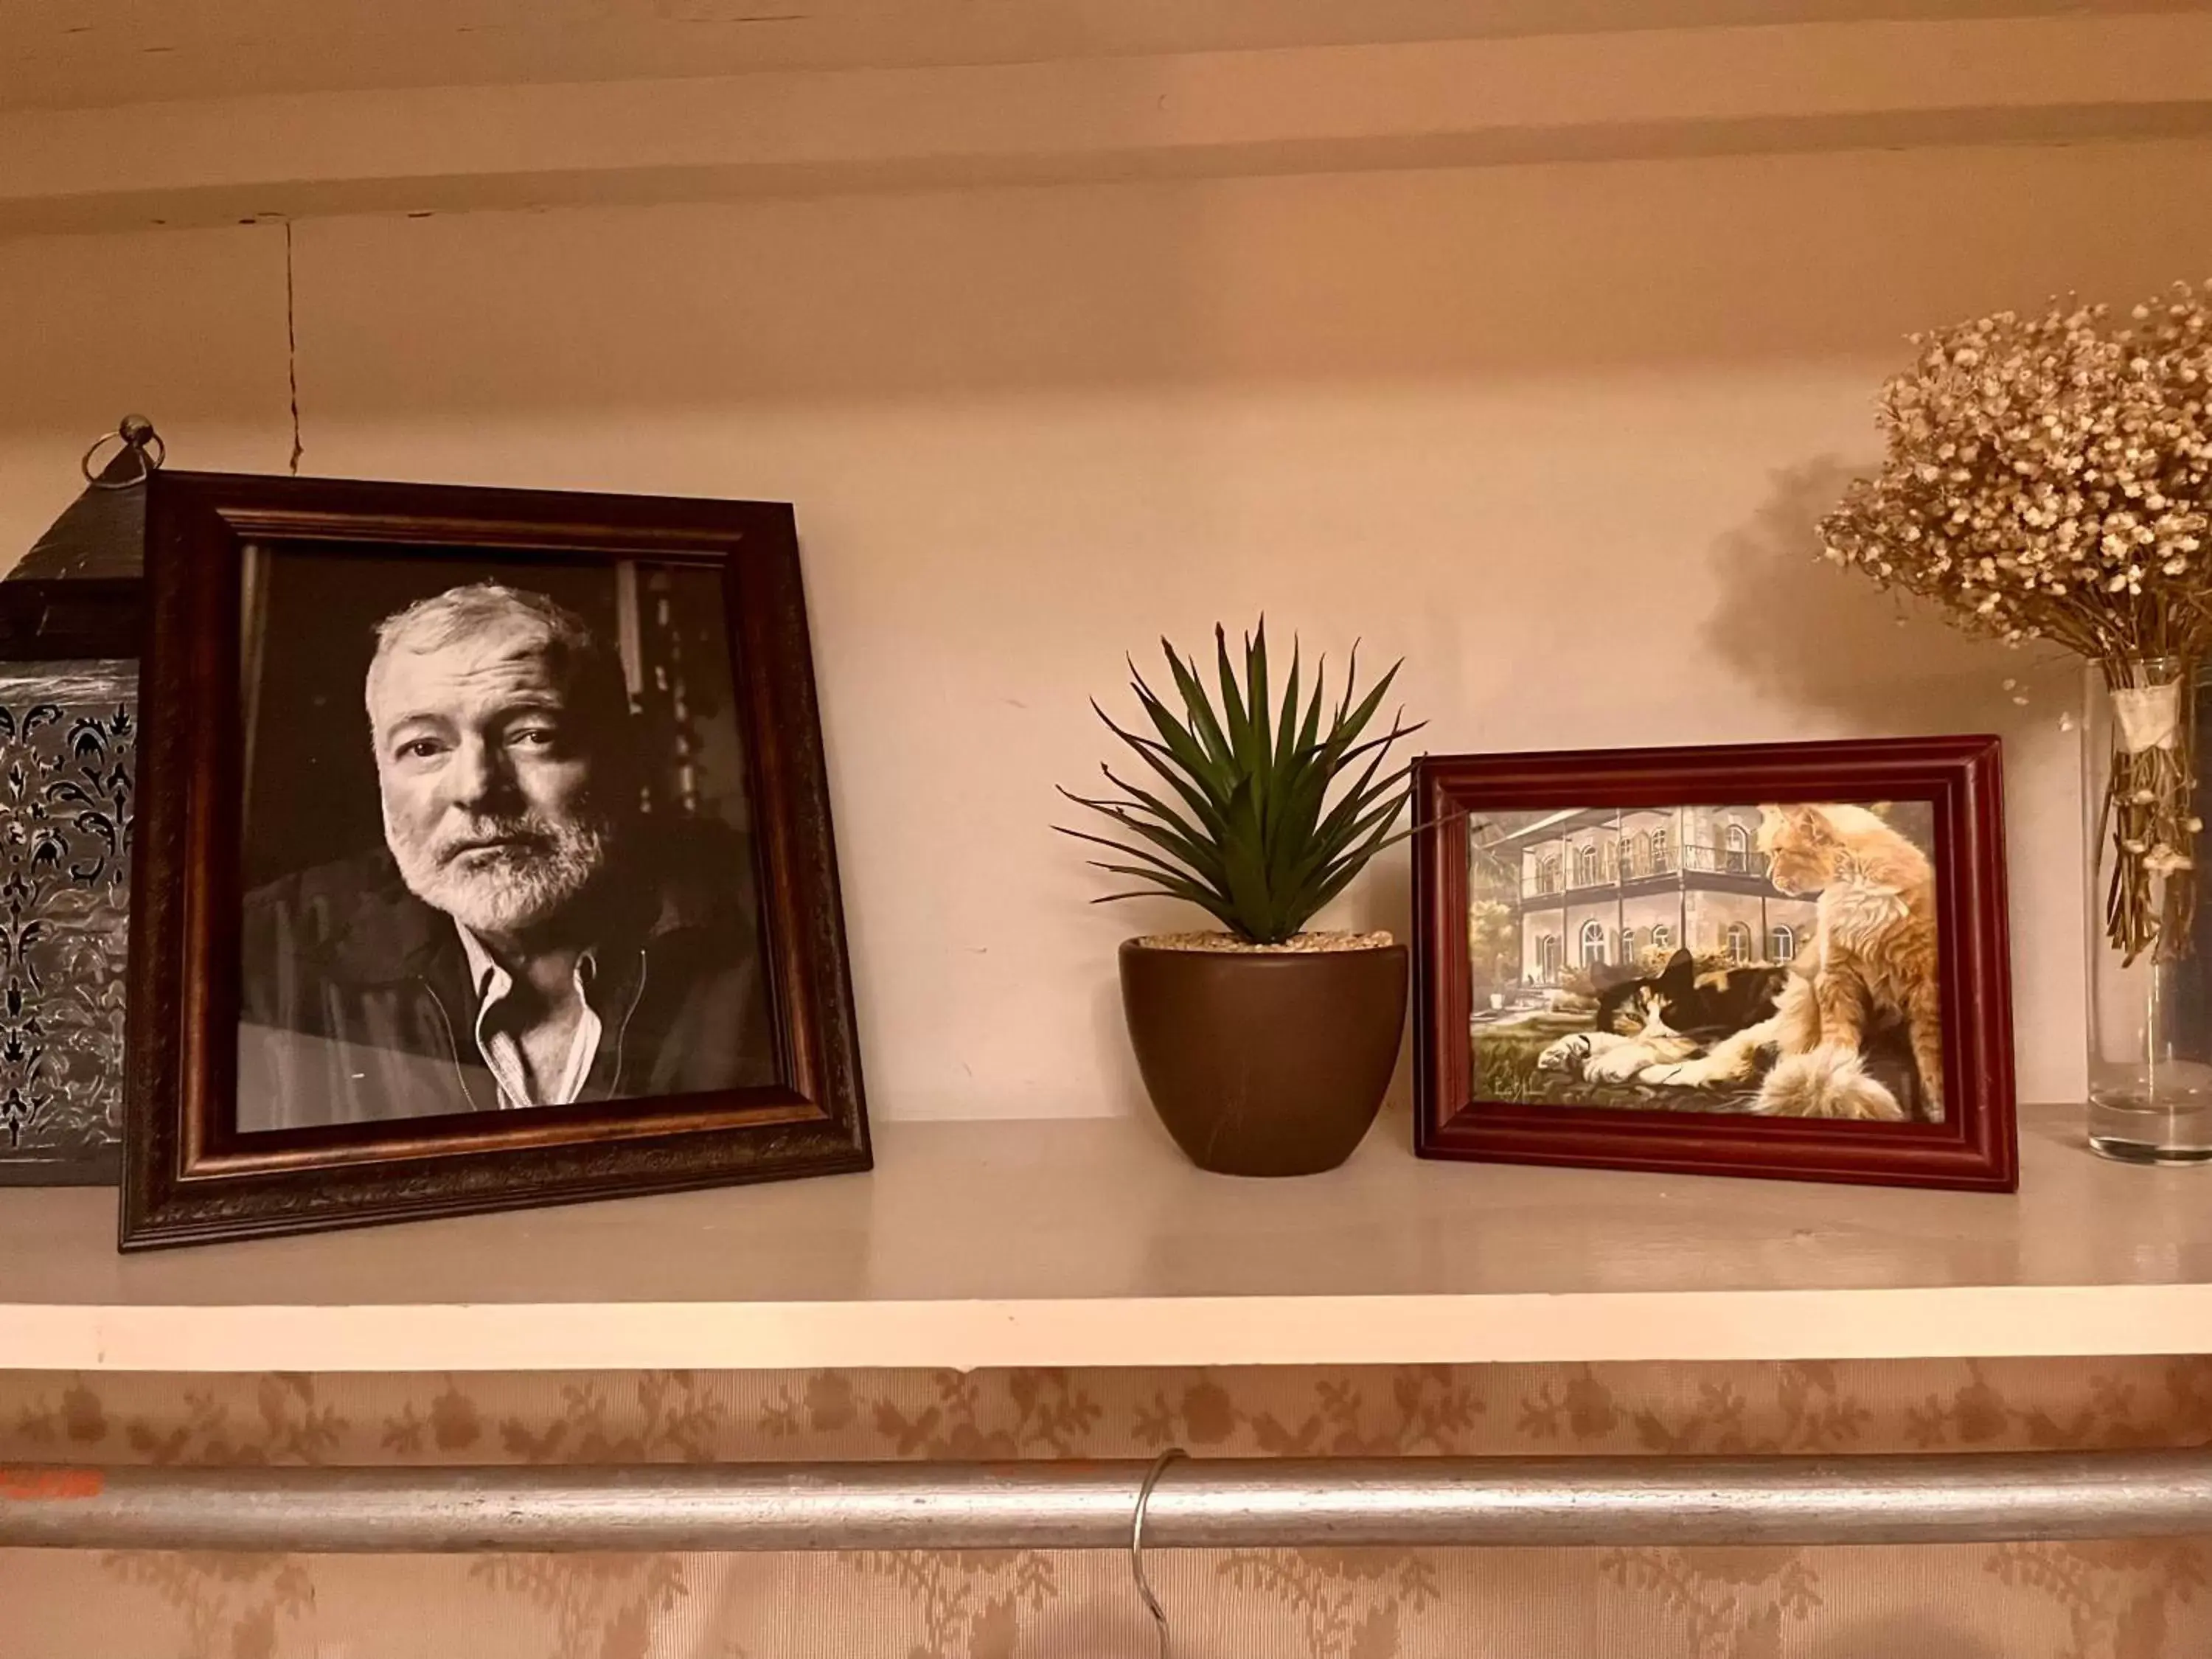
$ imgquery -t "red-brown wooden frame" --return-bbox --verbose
[1413,736,2017,1192]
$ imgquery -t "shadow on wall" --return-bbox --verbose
[1702,455,2078,739]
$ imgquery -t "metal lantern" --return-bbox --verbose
[0,416,154,1184]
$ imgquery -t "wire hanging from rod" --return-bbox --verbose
[1131,1447,1185,1658]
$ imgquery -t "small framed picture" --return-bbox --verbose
[0,580,140,1186]
[1413,737,2015,1191]
[122,474,869,1248]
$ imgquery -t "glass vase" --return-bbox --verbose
[2084,655,2212,1162]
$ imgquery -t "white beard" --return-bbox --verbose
[386,809,615,936]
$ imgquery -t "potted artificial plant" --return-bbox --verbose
[1061,622,1419,1176]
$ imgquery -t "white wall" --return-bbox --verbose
[9,138,2211,1118]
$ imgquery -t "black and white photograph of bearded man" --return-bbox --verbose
[237,554,777,1133]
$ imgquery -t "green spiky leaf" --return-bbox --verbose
[1056,619,1422,945]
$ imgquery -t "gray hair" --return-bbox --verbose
[366,581,629,734]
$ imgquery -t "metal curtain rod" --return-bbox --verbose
[4,1450,2211,1554]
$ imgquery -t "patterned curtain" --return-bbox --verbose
[4,1357,2208,1658]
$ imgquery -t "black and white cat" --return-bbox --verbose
[1538,950,1794,1086]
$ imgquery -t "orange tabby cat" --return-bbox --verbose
[1756,803,1944,1123]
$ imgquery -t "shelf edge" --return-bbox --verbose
[7,1284,2209,1372]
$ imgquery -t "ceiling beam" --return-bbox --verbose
[6,14,2212,234]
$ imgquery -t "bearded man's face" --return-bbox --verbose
[366,620,616,939]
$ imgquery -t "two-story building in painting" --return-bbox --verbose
[1483,805,1819,987]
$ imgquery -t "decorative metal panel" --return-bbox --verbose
[0,661,133,1184]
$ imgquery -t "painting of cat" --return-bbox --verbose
[1757,802,1944,1123]
[1470,799,1941,1121]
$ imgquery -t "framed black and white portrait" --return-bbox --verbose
[122,474,869,1248]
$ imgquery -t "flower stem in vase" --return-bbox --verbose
[2084,658,2212,1162]
[2100,659,2199,965]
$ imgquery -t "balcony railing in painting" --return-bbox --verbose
[1522,842,1764,900]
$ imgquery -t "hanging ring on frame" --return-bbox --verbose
[80,415,165,490]
[1130,1446,1186,1658]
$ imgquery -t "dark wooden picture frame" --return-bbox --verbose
[122,473,869,1248]
[0,580,142,1186]
[1413,736,2016,1192]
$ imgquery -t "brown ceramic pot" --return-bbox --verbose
[1118,936,1408,1176]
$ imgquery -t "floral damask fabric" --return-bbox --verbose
[1,1358,2208,1658]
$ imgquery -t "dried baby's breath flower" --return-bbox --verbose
[1823,285,2212,659]
[1823,284,2212,960]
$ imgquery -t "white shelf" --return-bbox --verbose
[4,1104,2211,1372]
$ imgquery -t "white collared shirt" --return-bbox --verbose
[453,925,603,1110]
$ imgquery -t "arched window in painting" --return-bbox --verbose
[1725,921,1754,964]
[1539,933,1562,981]
[1770,923,1798,963]
[1576,844,1601,887]
[1651,923,1674,952]
[1631,830,1652,877]
[1537,855,1563,895]
[1725,822,1753,874]
[1579,919,1607,965]
[1621,925,1641,966]
[1651,827,1672,873]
